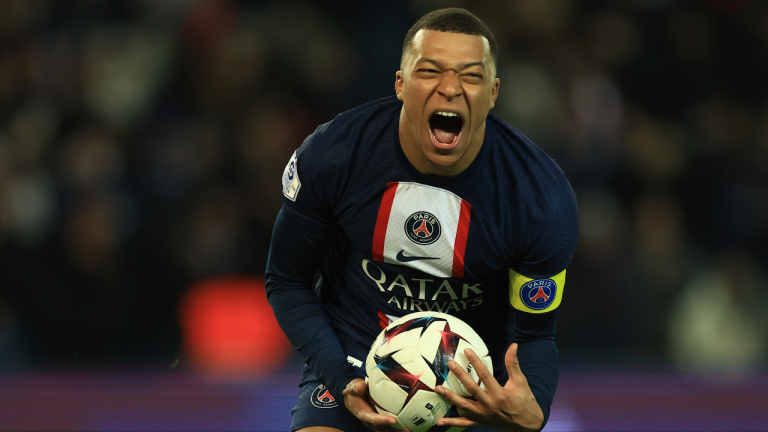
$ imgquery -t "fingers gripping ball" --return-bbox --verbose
[365,312,493,431]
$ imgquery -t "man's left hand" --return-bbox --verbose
[434,343,544,432]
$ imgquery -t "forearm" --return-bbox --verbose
[265,207,358,399]
[508,308,560,430]
[516,338,558,431]
[266,279,359,399]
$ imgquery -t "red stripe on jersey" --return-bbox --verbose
[377,311,389,329]
[372,182,399,261]
[451,199,472,278]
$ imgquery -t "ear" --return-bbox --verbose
[395,71,405,101]
[490,77,500,109]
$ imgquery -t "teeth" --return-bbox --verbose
[435,111,459,117]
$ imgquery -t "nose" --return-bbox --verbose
[436,72,462,101]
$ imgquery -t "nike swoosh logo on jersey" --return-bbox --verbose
[396,250,440,263]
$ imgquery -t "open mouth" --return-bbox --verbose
[429,111,463,146]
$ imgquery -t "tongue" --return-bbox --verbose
[434,128,457,144]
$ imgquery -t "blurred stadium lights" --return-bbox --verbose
[178,276,292,375]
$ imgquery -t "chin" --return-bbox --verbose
[423,149,463,169]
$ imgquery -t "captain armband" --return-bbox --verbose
[509,268,566,314]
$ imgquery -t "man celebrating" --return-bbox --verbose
[267,8,578,432]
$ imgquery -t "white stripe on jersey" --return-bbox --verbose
[379,182,466,278]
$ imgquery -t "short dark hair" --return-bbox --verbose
[401,8,497,71]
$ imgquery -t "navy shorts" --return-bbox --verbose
[290,364,369,432]
[290,364,500,432]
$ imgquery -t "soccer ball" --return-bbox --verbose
[365,312,493,432]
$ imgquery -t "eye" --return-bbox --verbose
[462,73,483,83]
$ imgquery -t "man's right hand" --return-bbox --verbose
[342,378,401,432]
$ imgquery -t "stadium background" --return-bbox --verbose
[0,0,766,430]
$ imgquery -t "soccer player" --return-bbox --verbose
[266,8,578,432]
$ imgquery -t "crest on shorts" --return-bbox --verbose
[310,384,338,408]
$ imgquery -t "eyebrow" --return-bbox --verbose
[417,58,486,71]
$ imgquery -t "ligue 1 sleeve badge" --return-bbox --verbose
[520,279,557,310]
[281,151,301,201]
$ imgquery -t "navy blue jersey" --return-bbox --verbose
[266,96,578,428]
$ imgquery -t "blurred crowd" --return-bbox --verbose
[0,0,766,371]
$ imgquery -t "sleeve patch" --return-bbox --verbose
[282,150,302,201]
[509,269,566,314]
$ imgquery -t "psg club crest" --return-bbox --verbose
[310,384,338,408]
[404,211,442,245]
[520,279,557,310]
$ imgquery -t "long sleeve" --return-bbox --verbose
[509,308,559,431]
[265,207,359,401]
[502,155,577,430]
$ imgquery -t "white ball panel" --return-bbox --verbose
[413,319,450,364]
[376,327,424,357]
[368,366,408,415]
[396,389,447,432]
[390,347,437,389]
[416,321,448,360]
[374,406,408,430]
[414,329,440,362]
